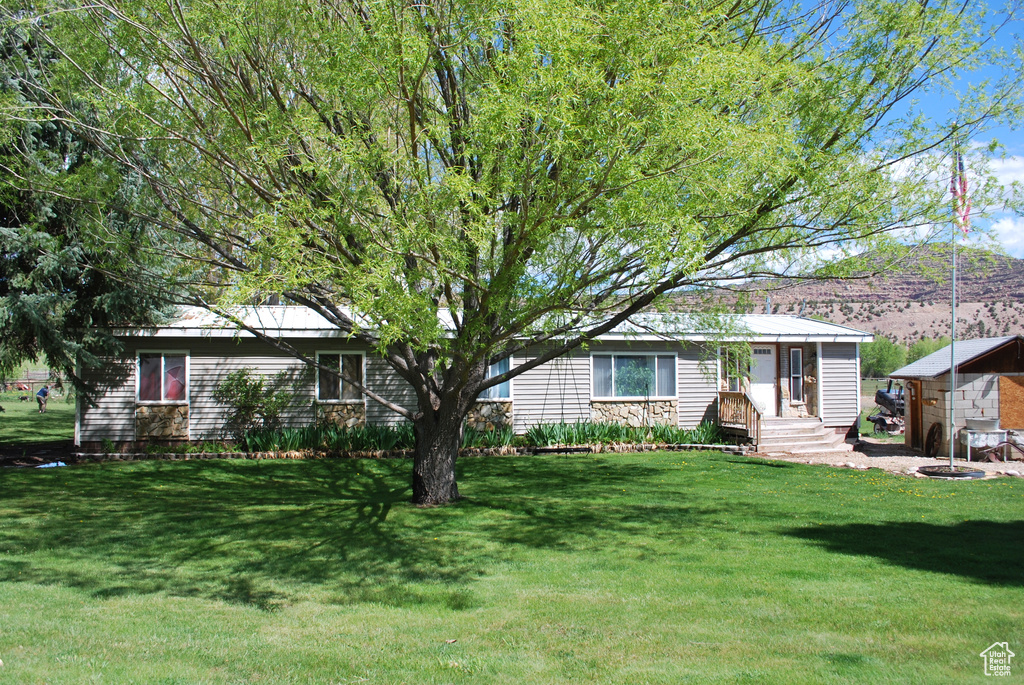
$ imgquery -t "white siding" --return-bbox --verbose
[187,338,319,440]
[79,356,136,442]
[820,342,860,427]
[366,356,417,426]
[79,338,367,442]
[677,345,718,428]
[513,346,590,432]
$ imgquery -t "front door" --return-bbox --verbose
[750,346,777,417]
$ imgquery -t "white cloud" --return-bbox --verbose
[987,155,1024,187]
[988,215,1024,259]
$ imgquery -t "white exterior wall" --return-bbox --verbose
[676,345,718,427]
[512,346,590,432]
[188,338,322,439]
[819,342,860,428]
[79,332,863,443]
[80,338,372,442]
[79,356,136,442]
[365,356,417,426]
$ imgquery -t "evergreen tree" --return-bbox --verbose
[0,10,169,391]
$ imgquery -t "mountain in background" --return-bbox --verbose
[683,247,1024,344]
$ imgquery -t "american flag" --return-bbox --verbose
[951,149,971,235]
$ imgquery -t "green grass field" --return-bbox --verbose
[0,451,1020,683]
[0,391,76,445]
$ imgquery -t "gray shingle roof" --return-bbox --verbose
[890,336,1022,378]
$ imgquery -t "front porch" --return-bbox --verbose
[718,391,852,453]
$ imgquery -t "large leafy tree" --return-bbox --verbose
[0,8,170,390]
[13,0,1020,502]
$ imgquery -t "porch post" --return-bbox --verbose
[816,342,824,421]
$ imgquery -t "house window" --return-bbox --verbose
[479,357,511,400]
[723,349,744,392]
[138,352,188,402]
[790,348,803,403]
[317,352,364,402]
[592,354,675,398]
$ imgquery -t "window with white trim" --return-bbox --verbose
[138,352,188,403]
[592,354,675,398]
[316,352,364,402]
[723,349,744,392]
[790,347,803,402]
[479,357,511,399]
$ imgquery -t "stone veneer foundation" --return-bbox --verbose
[466,401,513,432]
[318,402,366,428]
[590,400,677,427]
[136,404,189,440]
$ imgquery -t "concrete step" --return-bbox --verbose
[762,441,854,454]
[758,433,835,446]
[755,419,851,453]
[757,427,827,438]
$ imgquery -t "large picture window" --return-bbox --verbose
[317,352,364,402]
[138,352,188,402]
[592,354,675,398]
[479,357,511,400]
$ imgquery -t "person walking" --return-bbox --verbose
[36,385,49,413]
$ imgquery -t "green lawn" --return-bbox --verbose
[0,391,76,445]
[0,452,1020,683]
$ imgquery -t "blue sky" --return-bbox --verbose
[924,2,1024,257]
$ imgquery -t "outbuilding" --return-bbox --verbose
[889,335,1024,458]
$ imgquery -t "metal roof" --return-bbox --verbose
[605,313,872,343]
[889,335,1022,379]
[125,306,872,343]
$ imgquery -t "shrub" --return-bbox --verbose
[463,425,516,448]
[213,368,293,437]
[524,420,722,447]
[237,422,416,452]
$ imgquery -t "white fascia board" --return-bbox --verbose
[119,328,351,339]
[124,328,873,343]
[595,333,874,344]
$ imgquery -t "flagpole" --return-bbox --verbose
[949,209,956,468]
[948,137,970,468]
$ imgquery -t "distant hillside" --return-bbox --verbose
[681,247,1024,345]
[752,247,1024,304]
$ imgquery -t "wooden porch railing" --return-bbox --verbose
[718,391,763,446]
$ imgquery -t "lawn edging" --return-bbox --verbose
[67,442,747,464]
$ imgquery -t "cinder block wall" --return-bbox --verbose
[918,373,1021,457]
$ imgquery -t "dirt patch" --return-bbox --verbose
[753,436,1023,477]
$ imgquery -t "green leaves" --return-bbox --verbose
[13,0,1021,423]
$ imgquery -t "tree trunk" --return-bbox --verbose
[411,405,465,505]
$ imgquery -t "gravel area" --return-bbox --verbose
[751,437,1024,478]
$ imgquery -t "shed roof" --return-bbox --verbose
[889,336,1023,379]
[124,306,872,343]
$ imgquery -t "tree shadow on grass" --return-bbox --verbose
[784,521,1024,586]
[724,458,794,469]
[0,454,748,610]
